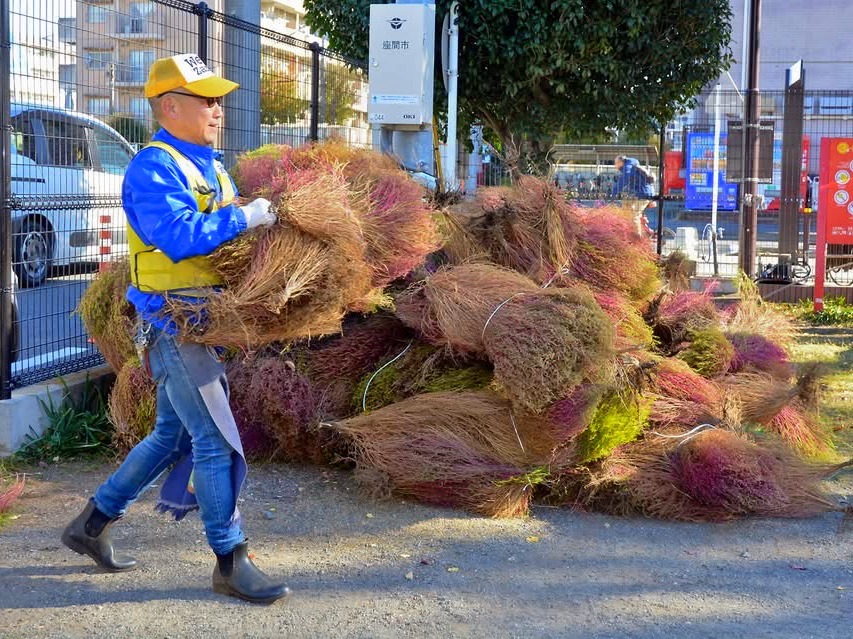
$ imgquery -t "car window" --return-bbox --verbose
[94,128,133,175]
[10,117,37,162]
[41,118,92,168]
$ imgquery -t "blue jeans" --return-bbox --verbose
[94,328,245,555]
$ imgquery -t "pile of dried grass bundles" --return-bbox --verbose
[396,263,615,412]
[77,259,135,371]
[440,176,579,283]
[331,390,556,517]
[168,142,438,349]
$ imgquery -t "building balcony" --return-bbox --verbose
[113,65,147,87]
[112,18,165,41]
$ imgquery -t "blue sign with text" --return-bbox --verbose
[685,132,740,210]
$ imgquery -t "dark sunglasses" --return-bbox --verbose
[158,91,223,108]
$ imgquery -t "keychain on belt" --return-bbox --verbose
[134,320,153,376]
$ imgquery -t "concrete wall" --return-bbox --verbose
[724,0,853,91]
[0,366,113,456]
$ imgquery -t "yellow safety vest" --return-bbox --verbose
[127,141,236,294]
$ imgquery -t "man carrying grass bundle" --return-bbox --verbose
[61,53,289,604]
[611,155,655,236]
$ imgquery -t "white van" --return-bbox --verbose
[10,104,136,287]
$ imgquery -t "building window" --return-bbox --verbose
[88,97,111,115]
[58,17,75,43]
[59,64,76,89]
[130,97,148,119]
[818,96,853,116]
[85,50,112,70]
[87,5,108,24]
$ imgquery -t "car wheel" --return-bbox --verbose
[14,218,52,288]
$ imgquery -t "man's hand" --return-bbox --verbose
[240,198,276,229]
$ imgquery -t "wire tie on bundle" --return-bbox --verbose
[481,293,526,340]
[362,340,413,412]
[649,423,717,448]
[509,411,525,453]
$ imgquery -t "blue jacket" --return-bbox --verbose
[123,128,248,332]
[611,157,655,198]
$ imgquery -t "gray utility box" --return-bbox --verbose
[368,3,435,129]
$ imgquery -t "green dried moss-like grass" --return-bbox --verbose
[576,391,650,463]
[77,260,135,371]
[679,328,735,378]
[353,344,493,412]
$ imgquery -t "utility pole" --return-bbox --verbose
[739,0,762,275]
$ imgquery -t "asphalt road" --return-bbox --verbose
[0,461,850,639]
[12,270,98,380]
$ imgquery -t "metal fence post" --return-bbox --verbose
[656,125,665,255]
[196,2,211,62]
[0,0,12,400]
[309,41,320,142]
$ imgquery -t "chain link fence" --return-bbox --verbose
[0,0,370,395]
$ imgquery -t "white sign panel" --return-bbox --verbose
[368,4,435,127]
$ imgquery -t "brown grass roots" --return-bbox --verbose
[77,259,135,371]
[108,359,157,455]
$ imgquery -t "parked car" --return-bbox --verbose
[10,104,136,287]
[9,269,19,362]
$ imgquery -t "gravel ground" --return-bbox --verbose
[0,460,850,639]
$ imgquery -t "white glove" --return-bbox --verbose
[240,197,276,229]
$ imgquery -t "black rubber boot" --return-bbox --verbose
[212,542,291,604]
[61,499,138,572]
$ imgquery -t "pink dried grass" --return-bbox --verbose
[648,290,721,353]
[570,205,661,303]
[396,264,615,412]
[768,403,835,460]
[298,313,411,418]
[439,176,580,283]
[547,384,605,441]
[726,332,792,378]
[227,355,329,464]
[333,390,556,516]
[670,429,839,519]
[647,358,723,427]
[0,475,25,512]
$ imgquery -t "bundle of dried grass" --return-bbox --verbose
[547,384,605,441]
[718,371,795,425]
[297,313,412,418]
[574,390,651,463]
[77,259,135,371]
[237,141,439,290]
[670,429,840,519]
[353,343,492,413]
[168,172,373,348]
[440,177,580,283]
[227,355,329,464]
[648,358,723,427]
[678,327,736,378]
[660,250,695,292]
[396,264,615,412]
[646,290,721,354]
[332,390,557,517]
[726,332,792,379]
[225,358,279,461]
[768,401,835,460]
[570,205,661,303]
[108,360,156,455]
[722,274,797,345]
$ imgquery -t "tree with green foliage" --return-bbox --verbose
[304,0,732,170]
[106,113,150,146]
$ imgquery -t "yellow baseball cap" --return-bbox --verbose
[144,53,239,98]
